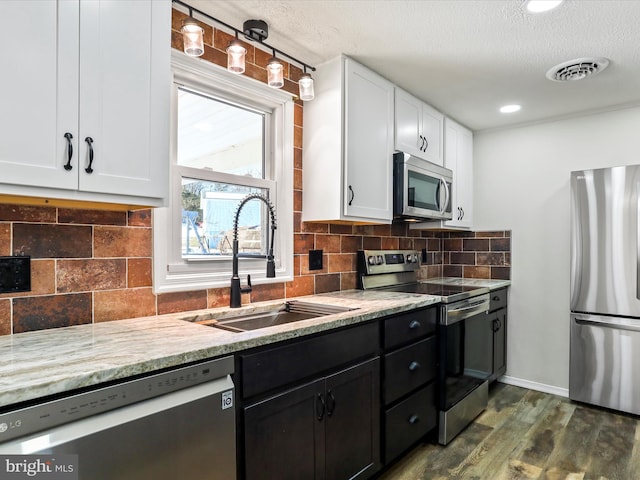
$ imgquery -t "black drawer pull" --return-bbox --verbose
[408,414,420,425]
[316,393,325,421]
[326,390,336,417]
[408,320,421,330]
[408,361,420,371]
[492,295,501,302]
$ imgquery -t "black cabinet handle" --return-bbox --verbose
[492,295,500,302]
[423,137,429,151]
[63,132,73,171]
[84,137,94,174]
[408,414,420,425]
[408,361,420,371]
[419,135,425,151]
[348,185,354,206]
[326,390,335,417]
[408,320,421,330]
[316,393,325,421]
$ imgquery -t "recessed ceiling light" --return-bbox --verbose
[500,104,521,114]
[525,0,563,13]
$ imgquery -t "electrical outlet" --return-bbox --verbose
[0,256,31,293]
[309,250,323,270]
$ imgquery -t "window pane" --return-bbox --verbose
[181,178,270,258]
[177,88,264,177]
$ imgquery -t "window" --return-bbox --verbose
[153,52,294,294]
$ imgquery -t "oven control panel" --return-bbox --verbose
[358,250,420,275]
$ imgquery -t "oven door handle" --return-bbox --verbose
[444,299,489,325]
[449,300,488,314]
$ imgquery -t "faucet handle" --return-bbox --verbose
[241,274,252,294]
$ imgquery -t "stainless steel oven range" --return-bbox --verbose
[357,249,491,445]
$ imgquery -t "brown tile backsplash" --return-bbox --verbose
[57,259,126,293]
[4,208,497,333]
[94,226,152,258]
[13,224,92,258]
[0,299,10,335]
[0,9,511,335]
[13,294,92,333]
[94,288,157,322]
[0,223,10,255]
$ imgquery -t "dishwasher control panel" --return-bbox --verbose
[0,356,234,443]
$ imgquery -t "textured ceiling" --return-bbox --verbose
[190,0,640,132]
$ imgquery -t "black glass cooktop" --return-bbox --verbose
[379,283,487,303]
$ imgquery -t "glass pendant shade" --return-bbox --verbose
[226,39,246,74]
[181,18,204,57]
[298,73,314,101]
[267,57,284,89]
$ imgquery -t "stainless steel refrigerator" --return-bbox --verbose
[570,164,640,415]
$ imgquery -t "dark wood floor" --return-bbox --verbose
[379,383,640,480]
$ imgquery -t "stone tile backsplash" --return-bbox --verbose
[0,202,510,335]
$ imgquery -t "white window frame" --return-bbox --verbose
[153,51,294,294]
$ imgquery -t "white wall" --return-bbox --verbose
[474,105,640,395]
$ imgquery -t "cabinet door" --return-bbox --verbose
[324,358,381,480]
[493,308,507,379]
[0,0,79,191]
[244,379,324,480]
[344,59,394,222]
[78,0,169,200]
[444,117,473,229]
[420,102,444,166]
[394,89,423,158]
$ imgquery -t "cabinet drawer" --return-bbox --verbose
[384,337,436,404]
[385,383,436,462]
[489,288,508,312]
[384,307,437,349]
[240,321,378,399]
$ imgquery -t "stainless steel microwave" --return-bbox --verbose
[393,152,453,221]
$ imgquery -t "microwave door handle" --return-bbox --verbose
[440,178,450,214]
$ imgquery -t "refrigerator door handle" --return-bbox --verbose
[637,186,640,300]
[574,315,640,333]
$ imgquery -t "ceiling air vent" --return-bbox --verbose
[546,57,610,82]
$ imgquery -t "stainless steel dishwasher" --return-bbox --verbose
[0,356,236,480]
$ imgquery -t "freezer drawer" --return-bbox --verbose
[570,313,640,415]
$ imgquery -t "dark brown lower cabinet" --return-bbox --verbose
[487,287,508,382]
[243,357,381,480]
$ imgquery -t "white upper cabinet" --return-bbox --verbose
[444,118,473,229]
[394,88,444,166]
[410,117,474,231]
[303,56,395,224]
[0,1,79,192]
[0,0,170,207]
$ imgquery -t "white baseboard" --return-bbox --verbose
[498,375,569,398]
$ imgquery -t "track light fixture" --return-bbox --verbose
[226,33,246,74]
[298,66,315,101]
[267,52,284,89]
[180,9,204,57]
[173,0,316,99]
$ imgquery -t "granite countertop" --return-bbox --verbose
[0,290,440,408]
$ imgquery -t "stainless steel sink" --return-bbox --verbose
[181,301,357,333]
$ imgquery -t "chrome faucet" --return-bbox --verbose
[230,193,277,308]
